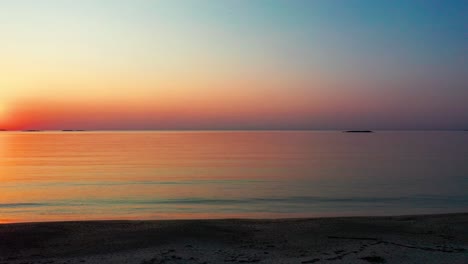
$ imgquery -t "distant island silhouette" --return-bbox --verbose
[343,130,374,133]
[22,130,43,132]
[62,130,86,132]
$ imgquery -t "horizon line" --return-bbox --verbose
[1,129,467,132]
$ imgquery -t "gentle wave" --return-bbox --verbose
[0,180,268,188]
[2,195,467,208]
[0,203,48,208]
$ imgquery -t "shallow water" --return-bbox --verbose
[1,131,467,223]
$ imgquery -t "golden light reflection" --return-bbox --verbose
[0,131,326,223]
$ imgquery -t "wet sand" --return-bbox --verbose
[1,213,467,264]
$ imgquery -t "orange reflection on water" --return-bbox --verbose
[1,131,328,223]
[2,131,468,223]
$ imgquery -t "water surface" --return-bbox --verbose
[1,131,467,223]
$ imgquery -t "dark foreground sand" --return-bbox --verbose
[1,213,467,264]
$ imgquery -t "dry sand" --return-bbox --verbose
[1,213,467,264]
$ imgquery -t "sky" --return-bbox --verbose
[0,0,467,130]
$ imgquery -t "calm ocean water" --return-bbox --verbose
[0,131,467,223]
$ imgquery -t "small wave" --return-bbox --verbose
[0,179,267,188]
[0,203,47,208]
[79,195,468,206]
[2,195,466,209]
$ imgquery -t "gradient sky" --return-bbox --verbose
[1,0,467,130]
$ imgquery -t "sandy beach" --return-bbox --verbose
[0,213,467,264]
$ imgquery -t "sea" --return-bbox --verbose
[1,131,467,223]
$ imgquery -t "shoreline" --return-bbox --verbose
[2,211,467,225]
[1,213,467,264]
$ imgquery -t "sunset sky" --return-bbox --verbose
[1,0,467,130]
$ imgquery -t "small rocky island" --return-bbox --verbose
[343,130,374,133]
